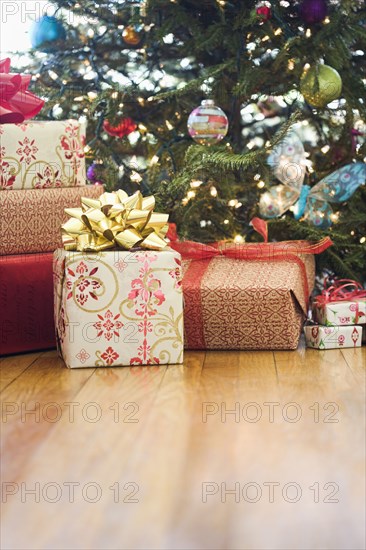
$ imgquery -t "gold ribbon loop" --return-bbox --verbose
[61,190,169,252]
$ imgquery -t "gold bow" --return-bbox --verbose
[61,190,169,252]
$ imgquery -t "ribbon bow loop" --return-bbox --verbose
[62,190,169,252]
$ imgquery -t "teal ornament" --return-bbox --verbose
[31,16,66,51]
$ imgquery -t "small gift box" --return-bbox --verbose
[0,185,104,255]
[312,279,366,344]
[0,119,87,190]
[54,190,184,368]
[170,218,332,351]
[304,324,363,349]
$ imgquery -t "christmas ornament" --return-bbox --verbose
[256,2,272,21]
[122,25,143,46]
[30,15,66,51]
[103,117,137,138]
[187,99,229,145]
[299,0,327,25]
[86,161,103,184]
[300,64,342,108]
[259,132,366,229]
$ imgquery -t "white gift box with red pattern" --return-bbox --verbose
[304,324,363,349]
[53,248,184,368]
[313,298,366,327]
[0,120,86,190]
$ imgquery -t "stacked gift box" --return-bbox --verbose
[0,60,104,355]
[304,280,365,349]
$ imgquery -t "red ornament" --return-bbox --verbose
[103,117,137,138]
[256,2,271,21]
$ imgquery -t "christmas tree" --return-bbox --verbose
[23,0,366,281]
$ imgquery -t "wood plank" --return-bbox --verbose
[0,350,95,483]
[1,347,365,550]
[341,346,366,386]
[0,352,43,392]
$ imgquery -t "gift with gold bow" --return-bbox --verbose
[61,190,169,252]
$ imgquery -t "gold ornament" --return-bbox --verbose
[122,25,143,46]
[300,64,342,108]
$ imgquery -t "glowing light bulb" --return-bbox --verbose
[210,186,218,197]
[234,235,244,243]
[257,180,265,189]
[190,180,203,188]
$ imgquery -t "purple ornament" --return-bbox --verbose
[87,162,98,182]
[299,0,327,25]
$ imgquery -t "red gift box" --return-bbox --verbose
[0,253,56,355]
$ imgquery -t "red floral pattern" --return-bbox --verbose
[76,349,91,364]
[0,159,16,190]
[101,346,119,365]
[66,262,102,306]
[128,252,167,365]
[34,165,62,188]
[169,257,182,289]
[93,310,123,341]
[16,136,38,165]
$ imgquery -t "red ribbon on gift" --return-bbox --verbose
[170,218,333,348]
[170,217,332,263]
[314,279,366,306]
[314,278,366,324]
[0,58,44,124]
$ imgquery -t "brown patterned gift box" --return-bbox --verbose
[0,120,86,190]
[0,185,104,255]
[171,223,332,350]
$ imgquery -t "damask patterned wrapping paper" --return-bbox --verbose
[304,324,362,349]
[0,185,104,255]
[0,120,86,190]
[181,254,315,350]
[54,248,184,368]
[0,253,55,355]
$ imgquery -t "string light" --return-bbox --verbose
[190,180,203,188]
[305,29,312,38]
[228,199,238,207]
[324,17,330,24]
[321,145,330,154]
[257,180,265,188]
[234,235,244,243]
[360,237,366,244]
[210,186,218,197]
[224,219,229,224]
[165,120,174,130]
[150,155,159,165]
[186,190,196,200]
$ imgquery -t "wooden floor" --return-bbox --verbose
[1,341,365,550]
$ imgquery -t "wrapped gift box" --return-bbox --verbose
[180,253,315,350]
[0,185,104,255]
[313,298,365,327]
[0,253,56,355]
[0,120,86,190]
[54,248,184,368]
[304,324,363,349]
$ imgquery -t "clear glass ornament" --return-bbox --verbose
[187,99,229,145]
